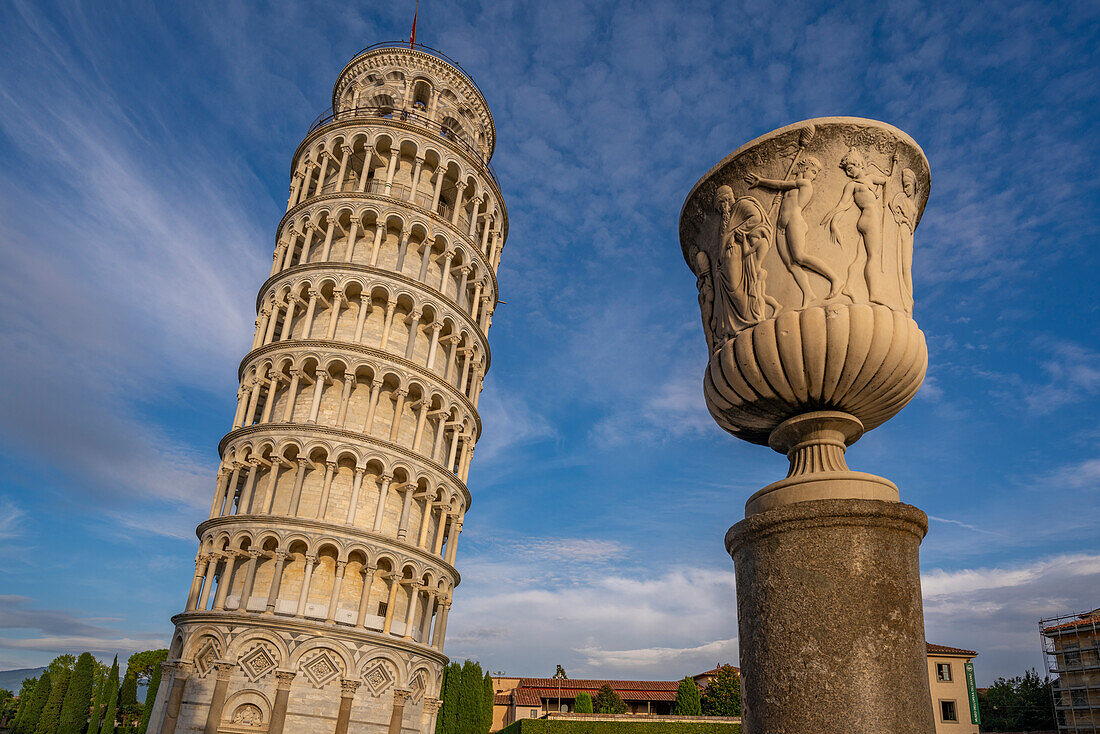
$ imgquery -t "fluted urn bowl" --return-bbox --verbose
[680,118,930,449]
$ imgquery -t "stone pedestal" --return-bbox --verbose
[726,498,934,733]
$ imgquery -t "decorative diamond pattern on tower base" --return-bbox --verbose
[239,646,277,682]
[364,661,396,696]
[301,650,342,688]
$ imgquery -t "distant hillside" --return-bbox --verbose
[0,667,47,692]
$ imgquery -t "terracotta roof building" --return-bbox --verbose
[925,642,980,734]
[490,645,979,732]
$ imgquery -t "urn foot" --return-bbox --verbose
[746,410,898,515]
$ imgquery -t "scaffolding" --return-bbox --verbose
[1042,609,1100,734]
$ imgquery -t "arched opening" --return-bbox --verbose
[412,80,432,111]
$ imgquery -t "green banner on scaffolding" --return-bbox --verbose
[965,661,981,725]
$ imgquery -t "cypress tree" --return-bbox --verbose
[482,672,493,734]
[11,676,37,733]
[439,663,460,734]
[116,670,137,729]
[673,677,701,715]
[15,673,50,734]
[137,659,162,734]
[456,660,480,734]
[60,652,96,734]
[88,657,117,734]
[35,667,71,734]
[99,660,119,734]
[574,692,593,714]
[117,671,136,710]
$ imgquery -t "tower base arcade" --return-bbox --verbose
[148,614,441,734]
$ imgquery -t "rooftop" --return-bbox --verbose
[926,642,978,657]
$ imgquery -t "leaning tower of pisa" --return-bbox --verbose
[149,42,506,734]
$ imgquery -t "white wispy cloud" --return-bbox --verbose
[928,515,1003,537]
[0,500,26,541]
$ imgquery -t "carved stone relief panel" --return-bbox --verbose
[409,670,427,703]
[363,659,397,696]
[232,703,264,726]
[239,644,279,682]
[299,649,343,688]
[680,117,930,353]
[194,639,219,678]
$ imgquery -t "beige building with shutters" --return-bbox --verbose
[926,644,980,734]
[147,41,506,734]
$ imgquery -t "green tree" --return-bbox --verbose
[437,662,460,734]
[977,668,1055,732]
[482,672,494,734]
[90,660,110,712]
[59,652,96,734]
[673,677,702,716]
[15,673,50,734]
[700,666,741,716]
[457,660,483,734]
[117,670,139,728]
[1,688,17,727]
[593,684,626,714]
[99,659,120,734]
[137,658,164,734]
[88,657,118,734]
[573,692,593,714]
[36,667,71,734]
[10,676,38,731]
[49,656,76,675]
[124,651,168,689]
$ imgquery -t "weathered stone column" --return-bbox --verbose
[387,689,410,734]
[422,697,442,734]
[265,550,287,613]
[159,661,191,734]
[268,670,296,734]
[334,679,361,734]
[203,661,233,734]
[679,118,935,733]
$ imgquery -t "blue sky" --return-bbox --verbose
[0,0,1098,686]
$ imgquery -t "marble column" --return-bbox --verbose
[159,662,190,734]
[296,555,317,616]
[356,565,378,628]
[387,689,410,734]
[265,551,287,614]
[203,661,233,734]
[268,670,296,734]
[334,680,361,734]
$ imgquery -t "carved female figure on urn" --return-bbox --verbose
[692,248,718,351]
[891,168,919,312]
[821,147,896,305]
[745,155,843,306]
[714,186,775,336]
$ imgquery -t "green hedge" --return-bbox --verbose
[497,720,740,734]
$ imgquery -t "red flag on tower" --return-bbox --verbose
[409,0,418,48]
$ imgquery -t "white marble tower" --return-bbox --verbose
[149,42,506,734]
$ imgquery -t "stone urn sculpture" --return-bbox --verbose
[680,118,936,733]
